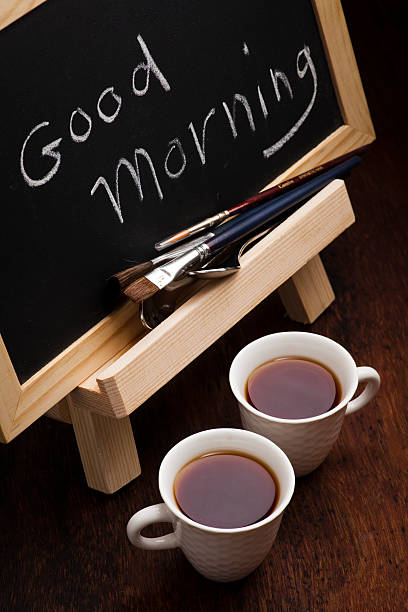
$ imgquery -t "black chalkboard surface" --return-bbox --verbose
[0,0,342,383]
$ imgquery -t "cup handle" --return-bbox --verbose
[127,503,178,550]
[346,366,381,415]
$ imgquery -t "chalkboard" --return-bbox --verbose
[1,0,346,384]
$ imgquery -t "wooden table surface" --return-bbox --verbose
[1,2,406,610]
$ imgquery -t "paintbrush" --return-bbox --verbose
[154,145,369,251]
[124,156,360,304]
[111,232,214,291]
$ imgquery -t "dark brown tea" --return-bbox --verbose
[174,451,279,529]
[246,357,341,420]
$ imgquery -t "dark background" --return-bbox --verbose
[1,1,407,610]
[0,0,340,382]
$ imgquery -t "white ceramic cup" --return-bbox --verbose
[127,428,295,582]
[229,332,380,477]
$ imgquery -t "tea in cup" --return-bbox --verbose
[127,428,295,582]
[230,332,380,476]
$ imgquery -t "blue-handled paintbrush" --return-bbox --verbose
[154,145,369,251]
[124,156,360,304]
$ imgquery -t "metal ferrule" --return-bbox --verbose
[151,232,214,267]
[146,244,211,290]
[190,210,230,233]
[156,211,229,250]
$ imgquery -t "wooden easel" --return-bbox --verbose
[46,178,353,493]
[0,0,375,493]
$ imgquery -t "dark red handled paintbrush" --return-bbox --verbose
[154,145,369,251]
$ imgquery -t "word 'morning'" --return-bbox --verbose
[91,43,317,223]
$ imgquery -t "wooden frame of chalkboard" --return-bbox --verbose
[0,0,374,469]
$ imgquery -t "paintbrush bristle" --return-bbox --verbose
[111,262,153,291]
[124,276,159,303]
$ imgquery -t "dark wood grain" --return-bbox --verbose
[1,2,407,610]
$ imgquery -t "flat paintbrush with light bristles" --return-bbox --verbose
[124,156,361,304]
[110,233,213,291]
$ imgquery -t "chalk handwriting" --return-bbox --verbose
[257,85,268,119]
[70,108,92,143]
[269,69,293,101]
[188,108,216,165]
[91,148,163,223]
[20,37,319,223]
[97,87,122,123]
[20,35,169,188]
[20,122,62,187]
[132,34,171,96]
[223,94,256,139]
[263,45,317,158]
[164,138,186,179]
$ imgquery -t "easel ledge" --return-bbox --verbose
[72,179,353,419]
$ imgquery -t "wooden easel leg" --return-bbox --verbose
[68,395,141,494]
[278,254,335,324]
[46,398,72,423]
